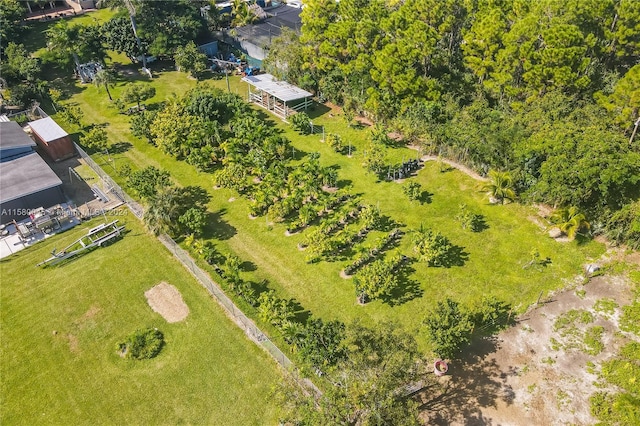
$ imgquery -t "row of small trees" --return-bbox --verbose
[343,228,403,276]
[353,254,406,304]
[300,204,384,263]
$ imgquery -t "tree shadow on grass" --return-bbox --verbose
[417,337,515,425]
[109,141,133,154]
[439,245,469,268]
[254,110,285,134]
[249,279,270,297]
[336,179,353,189]
[381,257,423,306]
[419,190,434,204]
[202,208,237,240]
[378,215,404,233]
[471,215,490,233]
[180,186,211,206]
[343,144,357,156]
[240,260,257,272]
[290,299,312,324]
[48,76,85,100]
[306,103,332,120]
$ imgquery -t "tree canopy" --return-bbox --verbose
[101,0,205,60]
[264,0,639,245]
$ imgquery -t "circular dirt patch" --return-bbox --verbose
[145,282,189,323]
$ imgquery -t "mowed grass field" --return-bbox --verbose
[63,67,605,350]
[0,214,281,425]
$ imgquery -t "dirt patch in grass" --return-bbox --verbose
[420,272,635,425]
[81,305,101,320]
[67,333,80,353]
[145,282,189,323]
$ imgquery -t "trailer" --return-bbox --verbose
[37,220,126,267]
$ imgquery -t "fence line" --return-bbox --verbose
[74,143,144,219]
[75,142,321,397]
[4,104,49,120]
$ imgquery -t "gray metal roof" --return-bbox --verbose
[234,3,302,45]
[27,117,68,142]
[0,152,62,203]
[0,121,36,150]
[242,73,313,102]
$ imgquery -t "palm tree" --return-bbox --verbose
[93,69,115,101]
[550,206,591,240]
[280,320,303,349]
[482,170,516,204]
[143,188,179,235]
[298,203,317,227]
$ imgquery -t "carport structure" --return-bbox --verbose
[242,73,313,120]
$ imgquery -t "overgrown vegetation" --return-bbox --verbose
[117,328,164,360]
[591,341,640,424]
[589,273,640,424]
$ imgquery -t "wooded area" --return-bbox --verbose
[264,0,640,248]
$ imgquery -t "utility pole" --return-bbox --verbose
[124,0,148,75]
[629,116,640,145]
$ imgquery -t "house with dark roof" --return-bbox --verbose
[224,4,302,62]
[0,121,37,163]
[28,117,75,162]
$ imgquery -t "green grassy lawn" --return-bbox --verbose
[24,8,117,57]
[0,214,281,424]
[62,67,605,350]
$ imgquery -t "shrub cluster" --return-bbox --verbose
[117,328,164,360]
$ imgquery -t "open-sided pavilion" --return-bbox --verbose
[242,73,313,120]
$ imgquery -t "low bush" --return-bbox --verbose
[117,328,164,360]
[290,112,311,134]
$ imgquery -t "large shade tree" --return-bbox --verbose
[46,21,107,69]
[0,0,25,47]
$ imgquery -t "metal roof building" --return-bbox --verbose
[0,152,64,223]
[0,121,37,162]
[28,117,75,162]
[242,73,313,120]
[28,116,67,141]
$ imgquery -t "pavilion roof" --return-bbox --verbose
[242,74,313,102]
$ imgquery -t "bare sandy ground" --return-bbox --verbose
[419,250,638,425]
[145,282,189,323]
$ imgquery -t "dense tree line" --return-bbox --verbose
[265,0,640,247]
[101,0,207,60]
